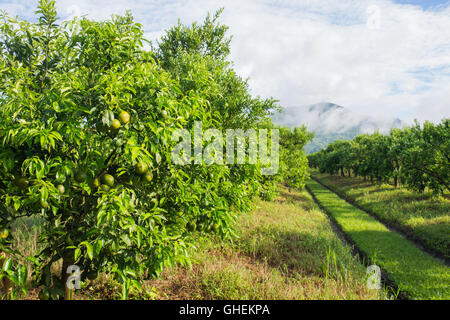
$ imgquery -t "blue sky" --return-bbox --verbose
[394,0,449,10]
[1,0,449,127]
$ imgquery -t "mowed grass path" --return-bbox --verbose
[312,172,450,259]
[306,179,450,300]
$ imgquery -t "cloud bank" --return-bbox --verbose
[2,0,449,124]
[273,102,403,134]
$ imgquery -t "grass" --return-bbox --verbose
[75,186,381,300]
[305,178,450,300]
[5,186,384,300]
[311,172,450,259]
[11,215,45,266]
[1,215,44,299]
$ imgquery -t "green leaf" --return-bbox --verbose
[74,248,81,262]
[85,243,94,260]
[102,110,115,126]
[3,258,12,272]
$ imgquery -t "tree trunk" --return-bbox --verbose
[61,258,74,300]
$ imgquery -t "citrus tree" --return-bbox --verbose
[0,0,270,299]
[278,126,312,189]
[154,9,279,130]
[308,119,449,196]
[395,119,450,195]
[154,9,281,202]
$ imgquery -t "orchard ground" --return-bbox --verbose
[305,178,449,300]
[311,171,450,260]
[13,186,384,300]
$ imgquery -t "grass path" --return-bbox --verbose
[311,172,449,260]
[305,178,450,300]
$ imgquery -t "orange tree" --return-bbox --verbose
[0,1,269,299]
[154,10,282,201]
[308,119,449,195]
[278,126,313,189]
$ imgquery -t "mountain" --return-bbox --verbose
[272,102,403,154]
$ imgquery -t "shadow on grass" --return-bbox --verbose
[278,190,310,203]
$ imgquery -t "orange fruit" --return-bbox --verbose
[93,178,100,188]
[40,200,49,209]
[111,119,121,130]
[144,171,153,183]
[57,184,65,194]
[102,174,114,187]
[136,162,148,175]
[38,290,50,300]
[74,170,87,183]
[0,229,8,239]
[14,177,28,189]
[118,111,130,124]
[100,184,110,192]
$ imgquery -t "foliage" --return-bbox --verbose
[153,9,279,129]
[308,119,450,195]
[0,1,285,300]
[279,126,313,189]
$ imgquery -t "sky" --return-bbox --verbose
[1,0,450,125]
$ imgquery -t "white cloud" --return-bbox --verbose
[2,0,450,124]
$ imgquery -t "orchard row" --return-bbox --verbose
[308,119,449,196]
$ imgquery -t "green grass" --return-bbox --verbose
[311,172,450,259]
[85,186,382,300]
[306,178,450,300]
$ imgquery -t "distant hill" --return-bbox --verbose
[272,102,403,154]
[303,129,361,154]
